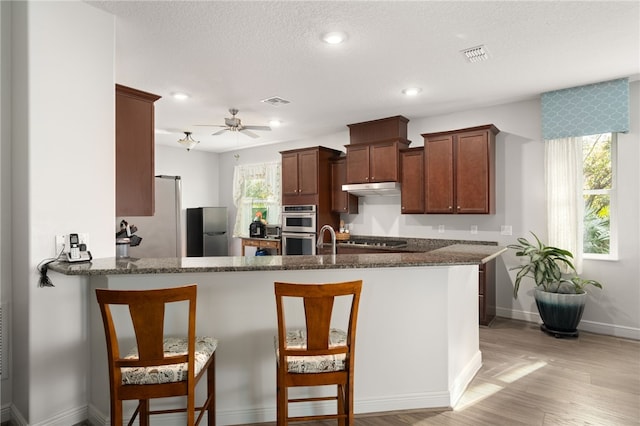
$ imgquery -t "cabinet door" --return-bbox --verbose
[346,145,370,183]
[281,152,300,196]
[400,149,424,214]
[425,135,454,213]
[297,149,319,195]
[456,130,491,213]
[369,142,399,182]
[116,85,160,216]
[331,159,358,214]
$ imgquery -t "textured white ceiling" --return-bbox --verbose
[87,0,640,153]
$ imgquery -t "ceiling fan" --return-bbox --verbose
[196,108,271,138]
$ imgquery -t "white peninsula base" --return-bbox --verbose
[88,264,481,425]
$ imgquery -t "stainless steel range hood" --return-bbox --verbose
[341,182,401,197]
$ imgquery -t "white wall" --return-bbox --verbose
[0,0,11,415]
[5,2,115,424]
[155,145,221,210]
[218,85,640,339]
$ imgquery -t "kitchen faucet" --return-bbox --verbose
[317,224,337,255]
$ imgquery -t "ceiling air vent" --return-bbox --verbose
[261,96,291,106]
[461,45,489,63]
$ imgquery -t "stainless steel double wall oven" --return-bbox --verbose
[281,205,316,255]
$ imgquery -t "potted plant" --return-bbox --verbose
[509,232,603,338]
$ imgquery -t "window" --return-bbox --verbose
[582,133,617,259]
[232,162,281,237]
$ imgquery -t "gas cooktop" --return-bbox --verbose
[339,239,408,248]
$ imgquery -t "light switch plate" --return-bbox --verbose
[470,225,478,234]
[438,225,445,233]
[501,225,513,236]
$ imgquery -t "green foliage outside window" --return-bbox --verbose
[582,133,613,255]
[246,178,273,223]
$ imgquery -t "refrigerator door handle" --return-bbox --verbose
[205,231,226,236]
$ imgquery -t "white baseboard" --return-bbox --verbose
[449,350,483,407]
[8,404,27,426]
[6,403,86,426]
[496,308,640,340]
[87,390,455,426]
[1,404,12,424]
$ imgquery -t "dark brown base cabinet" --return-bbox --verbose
[479,260,496,326]
[422,124,499,214]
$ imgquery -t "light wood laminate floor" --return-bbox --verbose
[243,317,640,426]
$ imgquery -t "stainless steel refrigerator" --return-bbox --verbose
[117,175,183,258]
[186,207,228,257]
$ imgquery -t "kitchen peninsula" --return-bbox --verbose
[50,243,505,425]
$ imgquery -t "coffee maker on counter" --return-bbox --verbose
[249,220,266,238]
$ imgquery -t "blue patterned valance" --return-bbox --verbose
[541,78,629,140]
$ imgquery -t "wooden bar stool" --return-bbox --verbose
[95,284,217,425]
[274,280,362,425]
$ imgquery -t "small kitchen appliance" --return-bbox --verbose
[249,220,266,238]
[265,224,281,239]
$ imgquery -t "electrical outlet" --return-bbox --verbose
[501,225,513,236]
[470,225,478,234]
[55,235,67,254]
[438,225,445,233]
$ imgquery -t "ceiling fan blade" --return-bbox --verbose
[211,128,229,136]
[243,125,271,131]
[239,129,260,138]
[194,124,227,127]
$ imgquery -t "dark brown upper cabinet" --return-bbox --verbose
[331,157,358,214]
[281,146,342,207]
[345,115,411,184]
[422,124,499,214]
[400,147,424,214]
[116,84,161,216]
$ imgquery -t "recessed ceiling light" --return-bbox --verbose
[172,92,190,100]
[402,88,422,96]
[269,120,282,127]
[322,31,347,44]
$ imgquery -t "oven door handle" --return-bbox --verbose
[282,232,316,238]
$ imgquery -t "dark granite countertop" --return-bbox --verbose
[48,241,506,276]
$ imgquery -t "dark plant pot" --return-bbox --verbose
[534,288,587,338]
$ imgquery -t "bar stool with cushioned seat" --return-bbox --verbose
[96,284,217,425]
[274,280,362,425]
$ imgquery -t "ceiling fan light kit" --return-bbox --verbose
[178,131,199,151]
[196,108,272,139]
